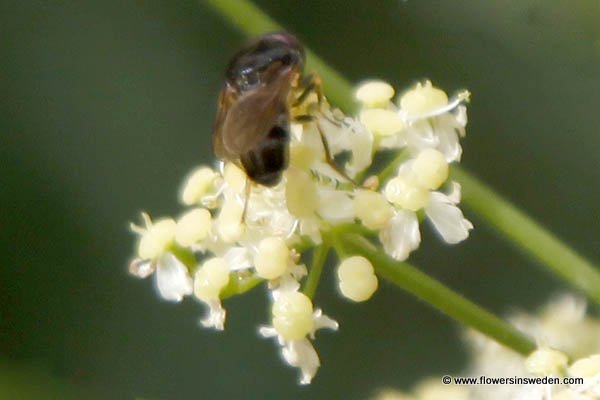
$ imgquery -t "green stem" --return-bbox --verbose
[452,167,600,306]
[303,245,329,299]
[203,0,600,307]
[342,233,536,355]
[220,274,263,300]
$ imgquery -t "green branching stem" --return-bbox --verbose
[452,168,600,306]
[341,233,537,356]
[303,245,329,299]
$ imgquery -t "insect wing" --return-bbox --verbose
[216,75,291,159]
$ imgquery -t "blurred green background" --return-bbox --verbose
[1,1,599,398]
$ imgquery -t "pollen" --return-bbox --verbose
[337,256,378,302]
[355,80,395,108]
[399,80,448,115]
[384,176,431,211]
[254,237,289,280]
[411,148,449,190]
[194,257,230,302]
[137,218,176,260]
[175,208,212,247]
[272,291,314,341]
[353,190,393,230]
[359,108,405,137]
[180,166,218,205]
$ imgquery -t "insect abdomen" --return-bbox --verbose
[240,125,290,187]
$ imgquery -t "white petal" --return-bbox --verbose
[317,189,354,223]
[378,211,421,261]
[155,253,193,302]
[455,105,468,130]
[445,181,462,204]
[405,121,439,151]
[282,339,320,385]
[222,246,252,271]
[345,121,374,177]
[129,258,155,278]
[299,218,322,244]
[434,117,462,162]
[258,325,279,339]
[426,192,473,244]
[310,309,339,338]
[199,299,226,330]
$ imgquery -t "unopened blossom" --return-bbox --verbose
[194,257,230,330]
[260,291,338,384]
[337,256,378,302]
[254,237,290,280]
[355,80,395,108]
[129,213,193,302]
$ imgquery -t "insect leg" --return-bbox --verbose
[292,73,323,107]
[316,121,357,185]
[241,176,252,223]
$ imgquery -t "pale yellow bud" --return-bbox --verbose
[568,354,600,378]
[337,256,378,302]
[290,144,318,170]
[175,208,212,247]
[224,162,247,193]
[359,109,405,137]
[285,167,318,218]
[355,81,395,108]
[385,176,431,211]
[194,257,230,301]
[180,166,217,205]
[399,81,448,115]
[272,291,314,341]
[217,199,244,243]
[411,149,449,190]
[525,348,568,376]
[138,218,176,260]
[353,190,393,230]
[254,237,289,280]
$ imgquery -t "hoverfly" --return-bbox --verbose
[211,32,351,216]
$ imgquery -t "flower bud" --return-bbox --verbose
[337,256,378,302]
[384,176,430,211]
[353,190,393,230]
[180,167,217,205]
[194,257,230,301]
[175,208,212,247]
[359,109,404,137]
[254,237,289,280]
[399,81,448,115]
[138,218,176,260]
[285,167,318,218]
[272,291,314,341]
[411,148,449,190]
[355,80,395,108]
[525,348,568,376]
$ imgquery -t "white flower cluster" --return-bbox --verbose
[373,294,600,399]
[129,80,472,384]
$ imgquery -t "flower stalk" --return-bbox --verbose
[341,232,536,356]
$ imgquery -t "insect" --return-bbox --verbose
[211,32,352,216]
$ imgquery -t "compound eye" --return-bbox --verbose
[237,71,260,90]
